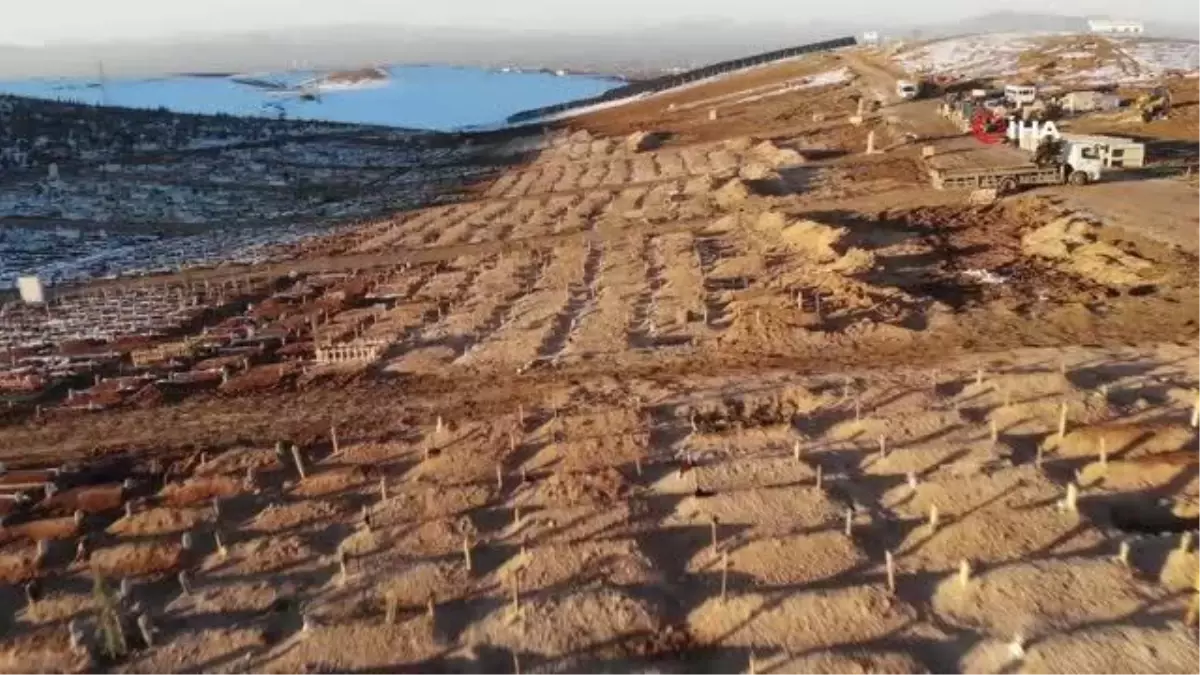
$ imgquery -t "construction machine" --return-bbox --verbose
[1135,86,1171,122]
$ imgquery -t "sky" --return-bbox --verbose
[1,0,1196,45]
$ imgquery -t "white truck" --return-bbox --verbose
[896,80,920,100]
[1004,83,1038,106]
[930,140,1105,194]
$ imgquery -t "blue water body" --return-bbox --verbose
[0,65,619,131]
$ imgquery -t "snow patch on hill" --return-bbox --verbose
[894,31,1055,79]
[893,32,1199,84]
[1119,39,1200,75]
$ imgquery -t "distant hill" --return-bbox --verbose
[901,11,1199,41]
[0,23,864,79]
[0,13,1195,79]
[914,11,1099,38]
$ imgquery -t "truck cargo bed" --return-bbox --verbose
[931,164,1063,190]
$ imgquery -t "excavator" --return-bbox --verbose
[1134,86,1171,123]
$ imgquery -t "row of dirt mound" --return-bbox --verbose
[1021,211,1167,288]
[751,212,875,274]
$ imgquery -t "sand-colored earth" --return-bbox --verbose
[0,42,1197,674]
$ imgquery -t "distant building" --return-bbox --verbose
[1059,90,1122,114]
[861,31,880,46]
[1087,19,1145,34]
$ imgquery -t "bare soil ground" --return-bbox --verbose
[0,46,1197,674]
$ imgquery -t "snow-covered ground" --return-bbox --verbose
[894,32,1053,80]
[893,32,1199,85]
[1114,38,1200,78]
[514,51,850,125]
[0,136,476,227]
[0,99,494,290]
[728,68,851,105]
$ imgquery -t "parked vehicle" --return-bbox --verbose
[930,140,1105,194]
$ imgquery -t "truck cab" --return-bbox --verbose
[1062,142,1104,183]
[896,80,919,100]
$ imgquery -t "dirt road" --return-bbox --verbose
[840,50,959,139]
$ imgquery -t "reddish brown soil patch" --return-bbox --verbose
[41,484,124,514]
[0,517,79,545]
[89,540,183,577]
[289,466,368,498]
[160,476,242,507]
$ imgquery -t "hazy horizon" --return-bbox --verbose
[1,5,1196,80]
[4,1,1197,46]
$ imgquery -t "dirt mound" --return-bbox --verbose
[713,177,752,209]
[738,162,777,182]
[960,619,1200,672]
[568,129,593,144]
[536,467,628,507]
[683,174,716,195]
[775,218,845,262]
[223,534,315,575]
[0,630,85,673]
[830,246,877,273]
[496,539,652,591]
[723,136,754,152]
[466,588,660,657]
[0,549,38,584]
[681,383,826,432]
[90,541,183,577]
[717,532,865,584]
[774,650,930,674]
[753,212,874,271]
[931,557,1164,639]
[107,506,211,537]
[1050,421,1197,460]
[1022,214,1163,286]
[624,130,666,153]
[750,140,805,168]
[590,138,614,156]
[689,586,915,653]
[159,475,241,507]
[715,303,831,353]
[376,560,465,609]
